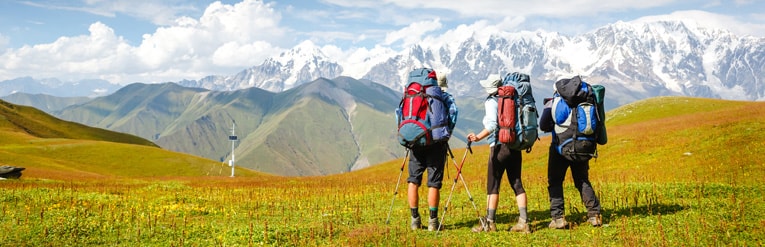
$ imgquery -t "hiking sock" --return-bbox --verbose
[429,207,438,219]
[487,208,497,222]
[519,207,528,222]
[411,208,420,219]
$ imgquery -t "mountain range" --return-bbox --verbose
[2,16,764,176]
[176,18,764,107]
[0,77,120,98]
[49,77,478,176]
[1,17,762,105]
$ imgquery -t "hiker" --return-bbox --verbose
[466,75,531,233]
[397,69,454,231]
[438,73,458,133]
[539,76,603,229]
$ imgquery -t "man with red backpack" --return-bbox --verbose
[467,72,536,233]
[396,68,455,231]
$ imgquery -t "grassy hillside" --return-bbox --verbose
[588,96,764,183]
[0,137,261,179]
[348,103,401,170]
[238,96,359,176]
[0,100,156,147]
[1,96,762,246]
[65,83,208,141]
[155,87,273,161]
[0,99,263,179]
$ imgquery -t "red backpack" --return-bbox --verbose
[396,68,450,148]
[497,85,518,145]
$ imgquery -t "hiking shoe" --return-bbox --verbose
[587,215,602,227]
[471,217,496,232]
[410,216,421,230]
[427,217,442,231]
[510,218,531,233]
[548,217,568,229]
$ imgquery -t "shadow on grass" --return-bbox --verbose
[552,203,687,231]
[440,203,687,232]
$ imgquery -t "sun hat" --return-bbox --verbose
[479,74,502,95]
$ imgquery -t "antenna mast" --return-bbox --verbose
[228,121,238,177]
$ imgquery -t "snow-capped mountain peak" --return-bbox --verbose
[177,16,764,104]
[182,39,343,92]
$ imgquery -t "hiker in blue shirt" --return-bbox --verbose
[466,76,531,233]
[438,73,458,132]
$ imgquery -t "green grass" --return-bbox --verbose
[1,96,764,246]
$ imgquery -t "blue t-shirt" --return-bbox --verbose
[442,91,458,132]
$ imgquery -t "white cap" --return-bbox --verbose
[479,74,501,95]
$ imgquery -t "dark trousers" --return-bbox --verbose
[547,146,601,219]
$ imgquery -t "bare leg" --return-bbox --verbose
[428,187,439,208]
[408,182,419,208]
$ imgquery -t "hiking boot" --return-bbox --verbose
[471,217,496,232]
[510,218,531,233]
[427,217,442,231]
[548,217,568,229]
[410,216,421,230]
[587,215,602,227]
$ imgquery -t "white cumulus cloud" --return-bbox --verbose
[0,22,134,80]
[0,0,287,84]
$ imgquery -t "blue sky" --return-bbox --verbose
[0,0,763,84]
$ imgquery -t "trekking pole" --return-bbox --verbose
[385,149,410,224]
[437,140,474,233]
[445,148,453,180]
[453,143,485,230]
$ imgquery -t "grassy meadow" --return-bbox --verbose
[1,97,764,246]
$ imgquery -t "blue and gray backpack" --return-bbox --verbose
[551,76,606,162]
[497,72,538,152]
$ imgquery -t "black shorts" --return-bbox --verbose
[486,144,525,195]
[407,143,447,189]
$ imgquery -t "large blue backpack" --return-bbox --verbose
[551,76,604,161]
[396,68,451,149]
[497,72,538,152]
